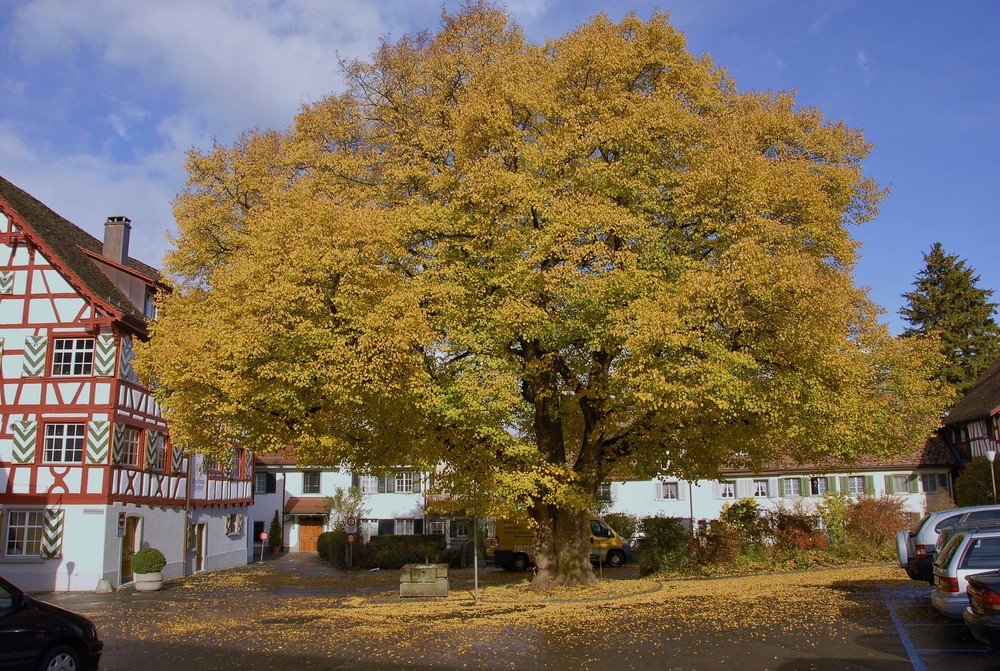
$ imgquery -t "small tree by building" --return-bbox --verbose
[326,485,369,533]
[268,510,283,552]
[955,455,999,507]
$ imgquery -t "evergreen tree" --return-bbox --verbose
[901,242,1000,392]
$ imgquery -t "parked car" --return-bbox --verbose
[0,574,103,670]
[931,528,1000,618]
[964,569,1000,649]
[897,505,1000,583]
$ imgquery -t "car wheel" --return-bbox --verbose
[36,644,81,671]
[606,550,625,568]
[511,553,530,572]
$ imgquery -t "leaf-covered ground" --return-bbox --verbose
[73,556,914,670]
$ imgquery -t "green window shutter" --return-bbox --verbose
[865,476,875,495]
[23,335,46,377]
[884,474,895,494]
[11,420,37,463]
[0,270,14,294]
[827,477,838,494]
[94,334,116,376]
[800,478,812,496]
[42,509,65,559]
[778,478,787,496]
[86,421,110,464]
[840,477,850,495]
[908,474,919,494]
[351,474,359,488]
[112,424,126,464]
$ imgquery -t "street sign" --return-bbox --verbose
[347,533,356,544]
[260,531,269,542]
[117,512,126,538]
[345,516,357,534]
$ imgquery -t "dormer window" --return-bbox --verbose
[51,338,94,376]
[144,288,158,320]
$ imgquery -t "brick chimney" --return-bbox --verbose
[102,216,132,265]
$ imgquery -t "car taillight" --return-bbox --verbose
[937,575,960,593]
[916,544,934,559]
[969,584,1000,612]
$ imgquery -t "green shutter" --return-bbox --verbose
[800,478,812,496]
[11,420,37,463]
[827,477,838,494]
[42,509,64,559]
[86,421,110,464]
[22,335,46,377]
[840,477,850,495]
[865,475,875,495]
[908,474,919,494]
[0,270,14,294]
[94,334,116,376]
[884,474,895,494]
[778,478,787,497]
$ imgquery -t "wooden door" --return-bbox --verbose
[299,518,323,552]
[194,523,206,572]
[121,516,139,582]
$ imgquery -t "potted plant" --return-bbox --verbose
[269,510,283,554]
[132,547,166,591]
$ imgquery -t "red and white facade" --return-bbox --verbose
[0,177,252,591]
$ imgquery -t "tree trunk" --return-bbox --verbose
[531,505,596,589]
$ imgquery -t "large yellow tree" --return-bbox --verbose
[138,3,950,587]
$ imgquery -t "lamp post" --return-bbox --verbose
[988,451,997,504]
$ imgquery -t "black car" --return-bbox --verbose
[963,569,1000,649]
[0,575,103,670]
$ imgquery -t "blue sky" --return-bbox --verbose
[1,0,998,334]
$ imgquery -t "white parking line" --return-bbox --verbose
[882,587,929,671]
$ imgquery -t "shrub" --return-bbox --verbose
[268,510,283,549]
[637,516,690,575]
[690,519,742,564]
[767,504,825,553]
[816,493,851,552]
[318,530,353,567]
[845,495,910,556]
[603,513,640,544]
[718,498,770,547]
[361,534,447,569]
[955,456,997,507]
[133,547,166,574]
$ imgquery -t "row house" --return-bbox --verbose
[601,435,956,525]
[0,176,252,592]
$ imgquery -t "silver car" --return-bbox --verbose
[931,528,1000,618]
[897,505,1000,583]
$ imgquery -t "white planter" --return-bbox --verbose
[134,571,163,592]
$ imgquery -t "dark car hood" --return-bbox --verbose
[26,596,95,636]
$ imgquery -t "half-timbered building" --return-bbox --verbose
[0,176,253,592]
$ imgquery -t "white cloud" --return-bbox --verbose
[856,50,875,85]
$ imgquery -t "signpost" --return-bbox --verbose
[345,516,358,568]
[259,531,268,563]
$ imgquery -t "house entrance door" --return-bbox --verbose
[299,518,323,552]
[121,516,139,583]
[194,523,206,572]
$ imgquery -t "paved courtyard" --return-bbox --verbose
[35,554,1000,670]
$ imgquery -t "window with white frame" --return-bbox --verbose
[783,479,801,497]
[359,475,378,494]
[43,424,85,463]
[752,479,769,497]
[890,474,910,494]
[302,471,321,494]
[658,481,679,500]
[847,476,866,496]
[922,473,949,494]
[450,519,471,538]
[810,477,829,496]
[255,473,269,494]
[150,439,166,472]
[225,514,243,535]
[395,519,415,535]
[51,338,94,376]
[121,426,141,466]
[4,510,43,557]
[395,471,414,493]
[719,482,736,499]
[428,521,446,535]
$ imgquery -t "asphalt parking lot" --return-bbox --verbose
[33,555,1000,671]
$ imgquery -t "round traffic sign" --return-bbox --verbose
[347,533,356,544]
[346,516,357,527]
[260,531,269,542]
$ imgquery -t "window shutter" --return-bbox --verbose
[351,474,359,488]
[22,335,46,377]
[737,480,752,498]
[678,481,689,501]
[266,473,276,494]
[0,270,13,294]
[778,478,787,497]
[711,481,722,499]
[611,482,620,500]
[377,519,393,536]
[86,420,110,465]
[826,477,837,494]
[839,477,850,495]
[94,334,116,377]
[884,474,895,494]
[908,474,919,494]
[11,420,37,463]
[865,475,875,495]
[377,477,386,493]
[42,509,65,559]
[385,476,396,493]
[414,519,424,534]
[412,472,422,493]
[800,478,811,496]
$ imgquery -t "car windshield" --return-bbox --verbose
[937,534,965,568]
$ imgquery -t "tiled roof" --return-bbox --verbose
[0,175,161,333]
[721,435,957,477]
[284,496,330,516]
[944,356,1000,426]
